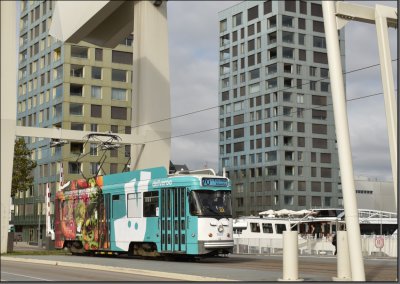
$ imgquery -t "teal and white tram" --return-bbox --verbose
[54,167,233,257]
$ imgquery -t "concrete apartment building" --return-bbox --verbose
[218,1,345,216]
[13,0,133,242]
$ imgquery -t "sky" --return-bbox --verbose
[166,1,398,181]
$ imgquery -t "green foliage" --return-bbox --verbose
[11,138,37,197]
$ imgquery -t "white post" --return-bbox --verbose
[322,1,365,281]
[278,231,303,281]
[131,1,171,171]
[332,231,352,281]
[375,5,397,209]
[0,1,17,254]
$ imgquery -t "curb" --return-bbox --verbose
[1,256,236,282]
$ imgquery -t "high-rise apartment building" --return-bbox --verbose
[14,0,134,242]
[218,1,345,216]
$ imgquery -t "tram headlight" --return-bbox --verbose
[217,225,224,232]
[227,233,231,238]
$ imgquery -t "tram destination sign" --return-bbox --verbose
[202,178,228,187]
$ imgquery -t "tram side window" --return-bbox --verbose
[113,194,126,218]
[275,224,287,234]
[127,193,142,218]
[262,223,273,233]
[250,222,261,233]
[143,191,159,217]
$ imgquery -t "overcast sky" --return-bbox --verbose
[167,1,397,181]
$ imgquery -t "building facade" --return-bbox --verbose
[14,0,134,242]
[354,177,396,213]
[218,1,345,216]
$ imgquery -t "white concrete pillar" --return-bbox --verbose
[1,1,17,254]
[131,1,171,171]
[279,231,303,281]
[375,4,397,209]
[332,231,352,281]
[322,2,365,280]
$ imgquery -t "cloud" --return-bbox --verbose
[167,1,397,180]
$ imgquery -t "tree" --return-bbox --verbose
[11,138,37,197]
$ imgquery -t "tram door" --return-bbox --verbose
[160,187,187,253]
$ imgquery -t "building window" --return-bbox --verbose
[298,196,306,206]
[264,0,272,14]
[90,162,100,175]
[313,21,325,33]
[90,144,98,156]
[70,84,83,97]
[249,83,260,94]
[70,103,83,116]
[311,3,323,17]
[70,65,84,77]
[282,15,293,27]
[312,95,327,106]
[297,122,305,132]
[266,78,277,89]
[71,122,84,131]
[111,106,127,120]
[53,84,63,99]
[311,167,317,177]
[312,123,327,134]
[71,46,88,58]
[232,13,242,27]
[268,47,277,59]
[284,196,294,206]
[282,47,294,59]
[313,36,326,49]
[220,19,227,32]
[282,31,294,43]
[321,153,331,163]
[325,182,332,192]
[310,81,317,91]
[110,163,118,174]
[248,24,255,37]
[249,68,260,80]
[312,109,327,120]
[92,67,102,79]
[248,6,258,22]
[311,182,321,192]
[111,88,127,101]
[321,168,331,178]
[321,68,329,78]
[68,162,81,174]
[312,138,328,149]
[299,49,306,61]
[266,63,277,75]
[321,82,330,92]
[91,104,102,118]
[112,50,132,65]
[90,124,98,132]
[95,48,103,61]
[112,69,127,82]
[311,196,322,207]
[297,137,305,147]
[91,86,102,99]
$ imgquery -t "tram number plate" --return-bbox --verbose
[375,237,384,249]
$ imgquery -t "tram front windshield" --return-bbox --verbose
[189,190,232,217]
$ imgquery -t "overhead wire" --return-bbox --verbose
[114,58,398,133]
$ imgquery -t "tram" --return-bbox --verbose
[54,167,233,257]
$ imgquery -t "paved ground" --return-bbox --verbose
[3,247,398,282]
